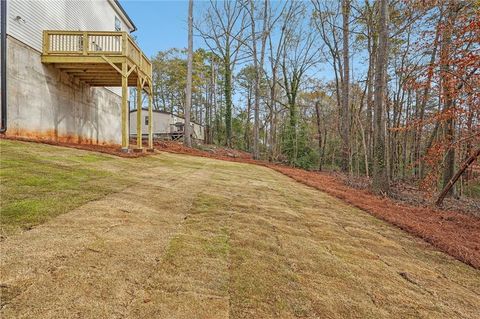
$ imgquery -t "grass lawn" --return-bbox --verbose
[1,140,479,318]
[0,140,134,235]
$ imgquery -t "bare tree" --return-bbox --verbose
[440,0,460,197]
[372,0,389,194]
[265,1,289,161]
[279,1,320,165]
[341,0,351,173]
[242,0,282,159]
[246,0,259,158]
[196,0,248,147]
[184,0,194,147]
[312,1,346,168]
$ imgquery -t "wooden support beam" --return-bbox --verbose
[126,65,137,78]
[88,84,122,87]
[83,79,135,83]
[136,76,143,150]
[84,82,124,86]
[68,74,120,79]
[148,87,153,150]
[57,64,117,70]
[43,31,50,54]
[82,31,88,55]
[62,68,118,73]
[80,78,126,82]
[101,55,123,75]
[121,62,129,151]
[75,76,123,81]
[42,55,125,64]
[140,77,149,94]
[65,74,120,79]
[78,74,138,79]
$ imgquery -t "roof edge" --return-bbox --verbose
[111,0,137,32]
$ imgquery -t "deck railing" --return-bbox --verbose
[42,30,152,77]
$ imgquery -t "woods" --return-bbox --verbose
[150,0,479,202]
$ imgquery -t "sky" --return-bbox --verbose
[118,0,366,84]
[119,0,201,58]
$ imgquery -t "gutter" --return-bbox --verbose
[1,0,6,133]
[112,0,137,32]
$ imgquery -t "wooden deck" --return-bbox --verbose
[41,30,153,151]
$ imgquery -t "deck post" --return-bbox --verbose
[136,76,143,150]
[148,86,153,150]
[121,62,129,152]
[82,32,88,55]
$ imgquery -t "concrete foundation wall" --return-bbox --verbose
[6,36,122,145]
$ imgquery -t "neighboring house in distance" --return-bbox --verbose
[129,109,205,143]
[0,0,153,149]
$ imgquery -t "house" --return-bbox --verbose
[0,0,153,151]
[129,109,205,142]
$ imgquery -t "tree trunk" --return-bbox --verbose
[372,0,389,194]
[268,77,277,161]
[245,89,252,151]
[205,58,213,144]
[289,99,298,165]
[224,52,233,147]
[356,111,369,177]
[315,101,323,170]
[250,0,260,159]
[415,10,442,178]
[440,2,457,197]
[184,0,193,147]
[211,59,216,144]
[341,0,351,173]
[436,148,480,206]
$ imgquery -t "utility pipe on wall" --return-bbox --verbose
[1,0,7,133]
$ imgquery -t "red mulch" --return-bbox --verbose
[154,141,254,160]
[1,135,148,158]
[155,141,480,269]
[269,166,480,269]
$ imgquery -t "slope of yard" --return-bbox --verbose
[0,140,153,236]
[155,141,480,269]
[0,140,479,318]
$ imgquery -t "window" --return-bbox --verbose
[115,16,121,31]
[145,116,149,126]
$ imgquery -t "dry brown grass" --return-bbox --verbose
[1,142,479,318]
[155,140,480,270]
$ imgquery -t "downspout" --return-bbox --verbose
[1,0,7,133]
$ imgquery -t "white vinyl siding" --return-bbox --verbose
[129,111,205,141]
[7,0,130,52]
[7,0,133,96]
